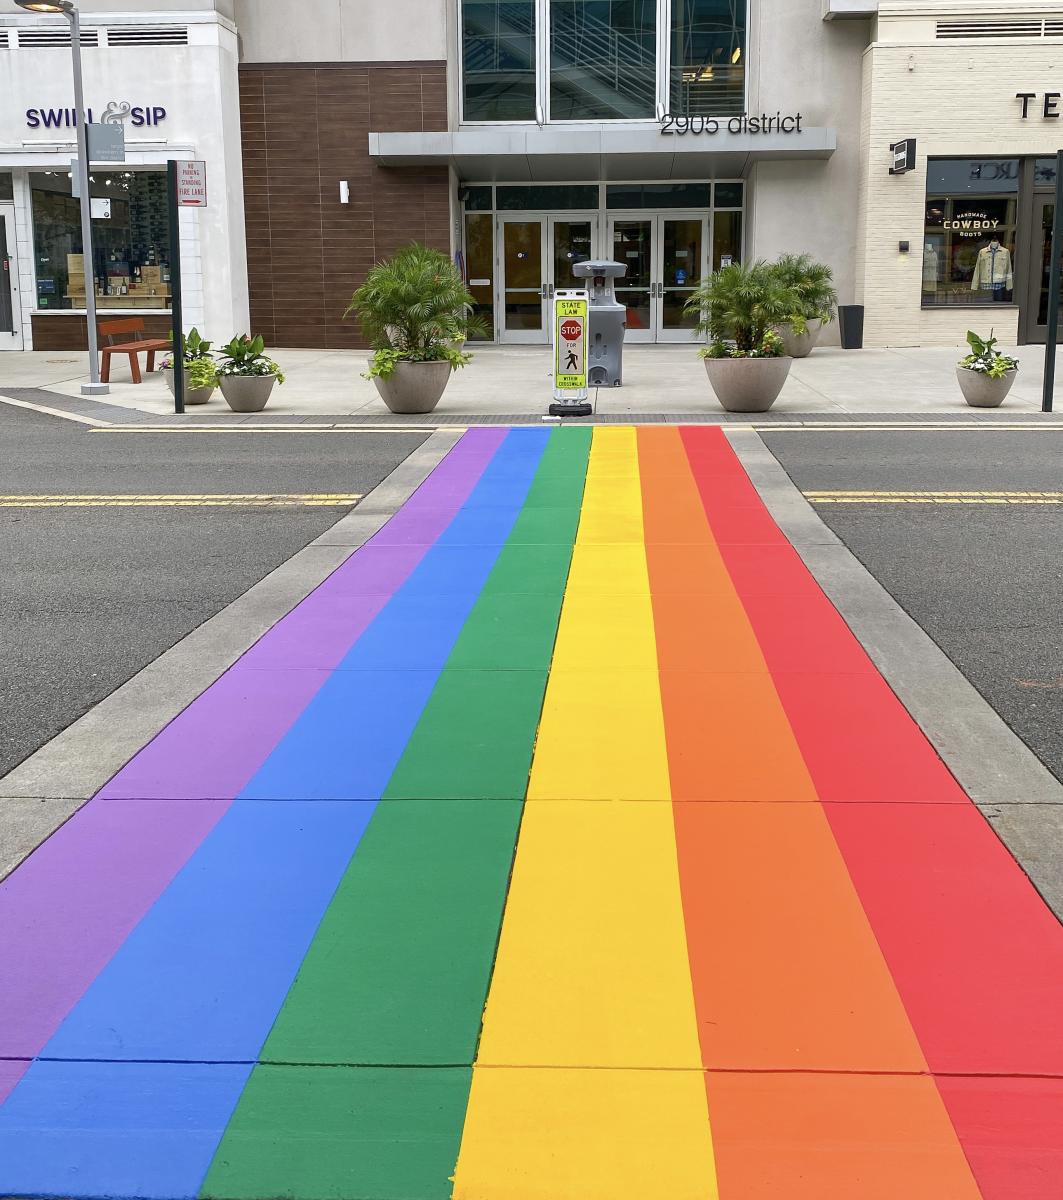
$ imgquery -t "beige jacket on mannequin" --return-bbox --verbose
[971,242,1014,291]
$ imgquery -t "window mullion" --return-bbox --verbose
[658,0,671,119]
[537,0,549,124]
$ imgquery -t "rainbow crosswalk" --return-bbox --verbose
[1,425,1063,1199]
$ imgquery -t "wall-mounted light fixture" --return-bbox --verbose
[339,180,350,205]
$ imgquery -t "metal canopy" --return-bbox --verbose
[367,125,837,182]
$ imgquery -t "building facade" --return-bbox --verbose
[2,0,1063,352]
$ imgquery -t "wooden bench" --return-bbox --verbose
[98,318,172,385]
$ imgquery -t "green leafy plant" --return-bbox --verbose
[685,261,801,356]
[347,243,484,380]
[959,329,1018,379]
[184,356,219,390]
[771,253,838,330]
[216,335,286,383]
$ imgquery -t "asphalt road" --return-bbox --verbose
[764,429,1063,785]
[0,403,427,777]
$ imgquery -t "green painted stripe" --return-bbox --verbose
[202,429,591,1199]
[200,1066,470,1200]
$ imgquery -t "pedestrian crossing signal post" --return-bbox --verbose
[550,290,592,417]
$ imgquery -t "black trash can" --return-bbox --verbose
[838,304,865,350]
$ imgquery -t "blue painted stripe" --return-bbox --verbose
[0,1060,252,1200]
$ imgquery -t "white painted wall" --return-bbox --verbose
[233,0,447,64]
[0,10,248,348]
[857,1,1063,346]
[747,0,871,346]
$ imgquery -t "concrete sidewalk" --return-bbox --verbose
[4,342,1061,418]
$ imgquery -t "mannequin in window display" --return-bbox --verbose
[923,243,939,293]
[971,238,1013,300]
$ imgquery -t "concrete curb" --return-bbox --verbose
[0,430,462,875]
[727,428,1063,916]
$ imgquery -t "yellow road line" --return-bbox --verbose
[0,493,362,508]
[805,490,1063,505]
[90,425,454,434]
[760,424,1063,432]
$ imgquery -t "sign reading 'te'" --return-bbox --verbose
[177,160,208,207]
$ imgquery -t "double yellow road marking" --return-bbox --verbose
[0,493,363,509]
[806,490,1063,505]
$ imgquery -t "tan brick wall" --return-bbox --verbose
[857,34,1063,346]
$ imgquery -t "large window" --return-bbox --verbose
[923,159,1018,308]
[550,1,657,120]
[462,0,537,121]
[461,0,747,122]
[31,169,172,312]
[671,0,744,117]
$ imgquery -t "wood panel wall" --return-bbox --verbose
[31,314,173,353]
[239,63,451,350]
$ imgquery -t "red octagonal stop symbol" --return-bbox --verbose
[560,319,582,341]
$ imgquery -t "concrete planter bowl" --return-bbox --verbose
[703,356,793,413]
[219,374,278,413]
[373,359,452,415]
[956,366,1017,408]
[777,318,823,359]
[162,367,215,407]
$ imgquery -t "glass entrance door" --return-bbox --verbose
[609,212,708,343]
[499,215,596,343]
[1028,199,1059,345]
[0,206,22,351]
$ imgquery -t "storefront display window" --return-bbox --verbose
[923,158,1018,308]
[463,212,494,338]
[31,170,172,312]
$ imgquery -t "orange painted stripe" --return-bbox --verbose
[636,428,983,1195]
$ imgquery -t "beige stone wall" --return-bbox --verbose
[857,6,1063,346]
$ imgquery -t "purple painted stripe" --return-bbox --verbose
[98,430,504,801]
[0,800,227,1077]
[0,431,502,1098]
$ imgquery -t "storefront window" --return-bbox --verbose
[671,0,746,117]
[462,0,537,122]
[31,170,171,311]
[464,212,495,338]
[712,209,741,269]
[0,173,13,202]
[550,0,657,120]
[923,158,1018,307]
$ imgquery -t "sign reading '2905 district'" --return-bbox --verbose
[661,112,804,136]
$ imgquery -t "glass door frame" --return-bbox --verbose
[496,211,599,344]
[1025,196,1054,345]
[608,209,709,344]
[0,203,23,351]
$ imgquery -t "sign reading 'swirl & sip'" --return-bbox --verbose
[660,112,803,136]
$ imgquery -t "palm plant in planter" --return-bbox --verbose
[956,329,1019,408]
[772,254,838,358]
[347,243,481,414]
[684,261,801,412]
[216,335,286,413]
[161,327,217,406]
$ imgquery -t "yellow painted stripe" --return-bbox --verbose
[91,426,452,435]
[808,489,1063,497]
[454,426,716,1199]
[807,496,1063,506]
[0,493,361,509]
[453,1068,718,1200]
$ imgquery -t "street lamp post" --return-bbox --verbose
[15,0,108,395]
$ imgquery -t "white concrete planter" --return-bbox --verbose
[373,359,452,414]
[776,318,823,359]
[219,374,278,413]
[162,367,215,407]
[703,356,793,413]
[956,366,1017,408]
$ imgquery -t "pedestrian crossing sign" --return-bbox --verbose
[554,293,589,397]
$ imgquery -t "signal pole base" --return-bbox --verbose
[549,401,592,417]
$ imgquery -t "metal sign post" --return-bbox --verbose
[1043,148,1063,413]
[166,160,185,414]
[550,290,591,418]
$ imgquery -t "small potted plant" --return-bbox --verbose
[772,253,838,358]
[957,330,1019,408]
[216,335,285,412]
[161,327,217,406]
[685,261,799,412]
[347,243,481,414]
